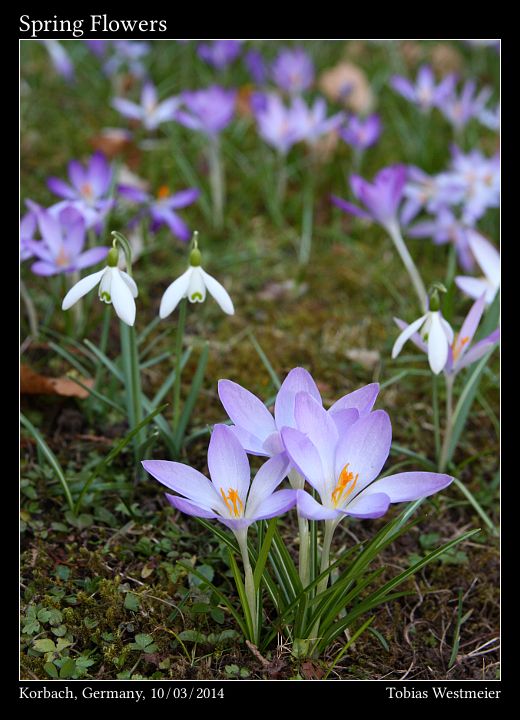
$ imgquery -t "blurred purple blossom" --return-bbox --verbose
[104,41,150,78]
[244,49,267,85]
[438,79,493,131]
[390,65,456,111]
[271,48,314,94]
[113,81,181,131]
[41,41,74,82]
[407,208,475,272]
[175,86,236,136]
[197,40,241,69]
[339,114,382,150]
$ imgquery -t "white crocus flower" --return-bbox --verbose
[62,248,138,326]
[392,309,454,374]
[455,230,499,305]
[159,246,234,319]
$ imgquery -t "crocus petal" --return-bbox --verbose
[392,314,428,358]
[159,268,192,319]
[112,98,144,121]
[294,392,338,480]
[218,379,276,442]
[334,410,392,497]
[207,424,250,501]
[110,268,136,326]
[89,152,111,195]
[119,271,139,298]
[200,268,235,315]
[343,492,390,519]
[250,489,297,522]
[457,329,499,371]
[280,427,325,493]
[228,425,269,456]
[455,294,487,363]
[166,494,218,519]
[154,208,191,242]
[455,276,495,303]
[361,471,453,503]
[62,268,106,309]
[31,261,60,276]
[247,453,292,517]
[331,408,360,438]
[153,97,181,124]
[35,209,63,256]
[390,76,415,102]
[328,383,379,416]
[167,188,201,209]
[118,185,151,203]
[274,367,322,429]
[143,460,219,507]
[68,160,86,192]
[74,246,109,270]
[47,177,77,200]
[296,489,340,520]
[330,195,372,220]
[427,312,449,374]
[467,231,500,286]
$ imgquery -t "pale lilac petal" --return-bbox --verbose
[118,185,150,203]
[68,160,86,192]
[329,383,379,416]
[153,97,181,124]
[392,314,427,357]
[31,261,59,276]
[280,427,325,493]
[331,195,372,220]
[455,276,495,303]
[88,152,111,195]
[218,379,276,442]
[166,494,218,519]
[112,98,144,121]
[143,460,219,507]
[249,488,296,522]
[246,453,290,519]
[166,188,201,209]
[75,246,109,270]
[467,231,500,286]
[200,269,235,315]
[208,424,250,501]
[343,492,390,519]
[228,425,268,456]
[47,177,77,200]
[456,294,487,362]
[110,268,136,326]
[159,268,192,319]
[334,410,392,496]
[296,489,339,520]
[62,268,106,309]
[330,408,360,438]
[153,207,191,241]
[390,76,415,102]
[457,329,499,371]
[35,210,62,256]
[274,367,322,430]
[361,471,453,502]
[294,392,338,480]
[63,217,86,258]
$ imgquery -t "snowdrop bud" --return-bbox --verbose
[107,247,119,267]
[190,248,202,266]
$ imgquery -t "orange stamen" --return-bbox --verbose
[157,185,170,200]
[452,334,470,362]
[81,183,93,199]
[220,487,244,518]
[331,463,358,507]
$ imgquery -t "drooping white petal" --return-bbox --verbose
[159,268,192,319]
[200,268,234,315]
[187,267,206,304]
[62,268,106,310]
[98,268,113,303]
[427,312,449,374]
[110,268,136,326]
[391,314,428,358]
[468,231,500,287]
[120,271,139,298]
[440,317,454,344]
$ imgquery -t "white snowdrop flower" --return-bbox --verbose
[62,247,138,326]
[392,305,454,375]
[159,241,234,319]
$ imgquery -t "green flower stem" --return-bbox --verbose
[309,519,337,655]
[173,298,187,443]
[120,321,144,461]
[94,305,112,391]
[439,373,454,473]
[288,469,311,587]
[237,531,257,640]
[298,169,314,266]
[208,135,224,229]
[386,221,428,313]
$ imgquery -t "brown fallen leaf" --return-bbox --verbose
[21,364,93,399]
[319,62,374,113]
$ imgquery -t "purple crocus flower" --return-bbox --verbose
[47,151,114,229]
[84,40,108,58]
[455,230,500,304]
[271,48,314,94]
[245,49,267,85]
[332,165,407,233]
[390,65,456,112]
[253,92,304,155]
[117,183,200,242]
[448,146,500,225]
[408,207,475,272]
[394,293,499,378]
[41,41,74,82]
[339,114,382,150]
[438,80,493,131]
[401,166,467,226]
[175,86,236,136]
[282,396,453,521]
[291,96,345,146]
[103,41,150,78]
[478,103,500,132]
[197,40,241,69]
[218,367,379,464]
[20,209,37,261]
[25,207,108,276]
[113,81,181,131]
[142,424,296,534]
